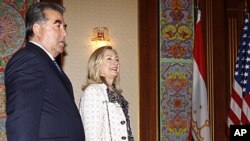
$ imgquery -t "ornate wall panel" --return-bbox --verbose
[159,0,194,140]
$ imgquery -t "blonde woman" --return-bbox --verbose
[79,46,134,141]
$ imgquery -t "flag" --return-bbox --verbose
[191,9,211,141]
[227,12,250,131]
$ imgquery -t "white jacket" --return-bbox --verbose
[79,83,128,141]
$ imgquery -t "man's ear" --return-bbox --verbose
[33,23,41,36]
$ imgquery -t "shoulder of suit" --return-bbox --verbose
[81,83,108,102]
[10,43,40,60]
[7,47,37,66]
[86,83,107,90]
[83,83,107,98]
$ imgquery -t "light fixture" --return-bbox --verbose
[91,27,110,48]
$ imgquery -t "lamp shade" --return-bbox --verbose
[91,27,110,48]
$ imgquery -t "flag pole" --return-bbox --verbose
[244,0,247,11]
[194,0,199,26]
[196,0,199,9]
[244,0,249,19]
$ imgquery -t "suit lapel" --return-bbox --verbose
[26,42,74,98]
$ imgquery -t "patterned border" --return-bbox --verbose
[159,0,194,140]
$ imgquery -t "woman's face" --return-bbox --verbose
[100,49,120,82]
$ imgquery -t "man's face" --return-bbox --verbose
[37,9,67,58]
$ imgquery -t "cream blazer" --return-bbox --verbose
[79,83,128,141]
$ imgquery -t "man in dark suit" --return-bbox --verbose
[4,2,85,141]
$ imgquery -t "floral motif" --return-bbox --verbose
[0,3,25,57]
[170,10,184,22]
[162,24,177,41]
[166,71,189,93]
[167,43,187,58]
[169,0,185,10]
[177,24,192,41]
[0,56,9,72]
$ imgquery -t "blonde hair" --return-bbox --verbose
[82,46,121,92]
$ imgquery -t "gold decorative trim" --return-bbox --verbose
[228,18,238,94]
[206,0,214,141]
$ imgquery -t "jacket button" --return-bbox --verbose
[120,120,126,125]
[121,136,127,140]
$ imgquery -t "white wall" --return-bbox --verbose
[63,0,139,140]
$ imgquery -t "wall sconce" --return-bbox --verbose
[91,27,110,48]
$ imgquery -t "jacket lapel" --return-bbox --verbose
[26,42,74,99]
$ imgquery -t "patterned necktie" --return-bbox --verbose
[53,60,62,73]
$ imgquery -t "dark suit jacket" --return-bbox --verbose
[5,42,85,141]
